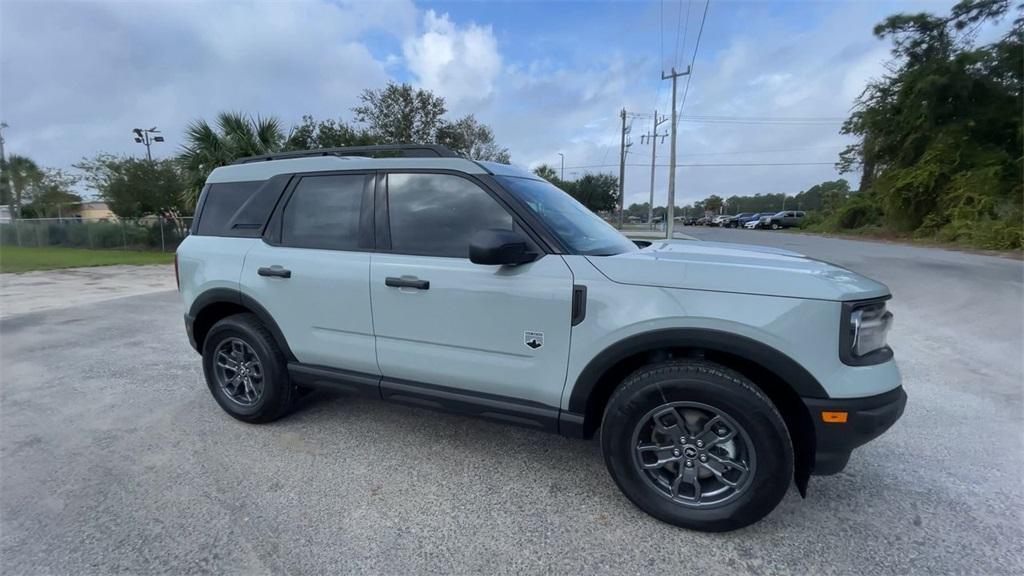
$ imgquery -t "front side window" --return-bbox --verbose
[495,176,637,256]
[281,174,365,250]
[387,173,513,258]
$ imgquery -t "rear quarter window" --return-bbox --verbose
[195,180,264,236]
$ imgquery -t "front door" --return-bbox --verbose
[369,172,574,409]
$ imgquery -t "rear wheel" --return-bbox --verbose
[202,313,294,423]
[601,360,792,532]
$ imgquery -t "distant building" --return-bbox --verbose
[0,205,11,223]
[76,202,117,221]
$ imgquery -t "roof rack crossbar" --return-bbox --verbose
[232,144,459,164]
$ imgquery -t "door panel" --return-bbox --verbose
[370,253,573,407]
[240,172,377,374]
[241,243,376,373]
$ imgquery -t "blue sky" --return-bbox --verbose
[1,0,994,208]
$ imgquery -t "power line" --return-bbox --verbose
[563,161,835,169]
[675,0,692,67]
[629,144,844,158]
[679,116,844,125]
[684,114,847,121]
[677,0,710,116]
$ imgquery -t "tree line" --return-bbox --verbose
[0,82,511,220]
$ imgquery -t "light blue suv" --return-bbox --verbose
[177,144,906,531]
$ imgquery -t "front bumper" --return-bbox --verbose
[803,386,907,475]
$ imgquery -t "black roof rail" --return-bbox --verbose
[231,144,459,164]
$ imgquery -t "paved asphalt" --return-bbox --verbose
[1,230,1022,575]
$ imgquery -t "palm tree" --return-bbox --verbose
[178,112,284,205]
[3,155,43,220]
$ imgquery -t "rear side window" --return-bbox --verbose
[281,174,366,250]
[196,181,263,236]
[387,173,513,258]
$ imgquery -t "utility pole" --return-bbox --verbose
[662,66,690,239]
[640,111,668,229]
[617,108,627,228]
[557,153,564,181]
[0,120,8,215]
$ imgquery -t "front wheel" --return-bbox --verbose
[601,360,793,532]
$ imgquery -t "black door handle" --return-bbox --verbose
[385,276,429,290]
[258,266,291,278]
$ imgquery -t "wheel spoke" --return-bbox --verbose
[671,463,701,502]
[652,407,687,439]
[700,453,750,487]
[695,415,736,449]
[637,443,681,469]
[216,351,239,370]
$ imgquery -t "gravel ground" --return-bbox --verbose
[1,232,1021,575]
[0,264,175,318]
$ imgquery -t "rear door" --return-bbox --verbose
[369,172,574,410]
[241,172,378,375]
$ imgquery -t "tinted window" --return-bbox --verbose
[281,175,365,250]
[196,180,263,235]
[495,176,637,256]
[387,173,513,258]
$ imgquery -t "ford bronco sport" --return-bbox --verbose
[177,144,906,532]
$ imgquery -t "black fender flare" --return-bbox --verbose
[188,288,296,362]
[567,328,829,416]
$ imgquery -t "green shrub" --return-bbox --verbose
[836,199,883,229]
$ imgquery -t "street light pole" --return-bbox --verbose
[557,153,564,181]
[133,127,165,161]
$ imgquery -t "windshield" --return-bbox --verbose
[495,176,638,256]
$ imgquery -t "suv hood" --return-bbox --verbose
[586,240,890,301]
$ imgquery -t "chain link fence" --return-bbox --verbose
[0,217,194,252]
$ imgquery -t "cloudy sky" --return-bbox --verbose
[0,0,962,207]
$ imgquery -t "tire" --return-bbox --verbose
[601,360,792,532]
[771,223,780,230]
[202,313,294,423]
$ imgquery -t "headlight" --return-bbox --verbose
[840,299,894,365]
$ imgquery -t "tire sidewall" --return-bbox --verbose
[202,315,289,422]
[602,366,792,531]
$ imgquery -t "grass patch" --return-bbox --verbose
[0,246,174,274]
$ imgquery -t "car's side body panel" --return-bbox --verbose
[558,255,901,410]
[178,235,259,314]
[369,252,574,407]
[240,242,378,375]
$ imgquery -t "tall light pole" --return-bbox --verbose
[132,127,165,161]
[557,153,564,181]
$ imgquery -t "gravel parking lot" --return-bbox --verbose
[2,232,1022,575]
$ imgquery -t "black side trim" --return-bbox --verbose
[568,328,830,415]
[288,363,381,398]
[571,285,587,326]
[380,377,559,433]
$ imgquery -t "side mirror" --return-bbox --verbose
[469,229,538,266]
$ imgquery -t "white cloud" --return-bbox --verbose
[402,10,501,110]
[0,0,417,170]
